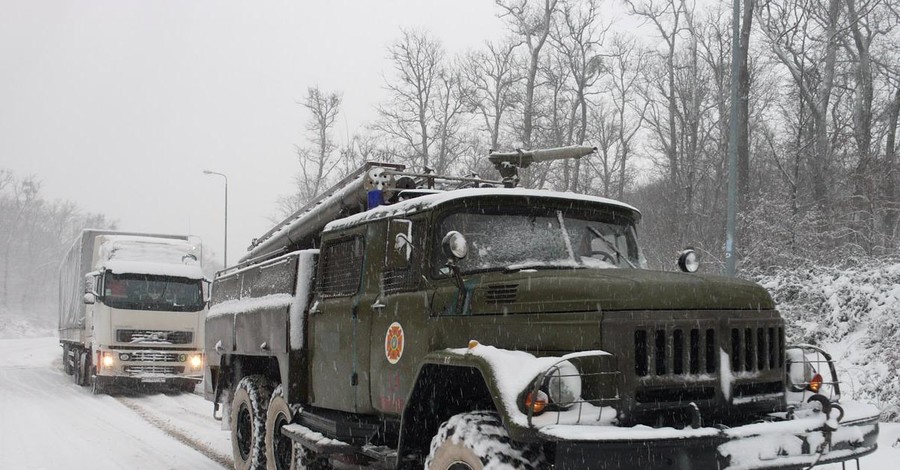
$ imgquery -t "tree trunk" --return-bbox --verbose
[737,0,753,203]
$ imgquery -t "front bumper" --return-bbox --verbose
[94,347,203,385]
[542,401,879,470]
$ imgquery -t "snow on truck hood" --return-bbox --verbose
[323,187,641,232]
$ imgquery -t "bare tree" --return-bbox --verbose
[460,39,522,151]
[496,0,560,149]
[550,0,607,191]
[626,0,687,191]
[280,86,343,216]
[374,29,444,171]
[757,0,842,209]
[607,34,650,199]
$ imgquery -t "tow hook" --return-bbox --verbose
[807,394,843,431]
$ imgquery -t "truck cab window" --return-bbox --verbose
[318,237,364,297]
[102,272,204,312]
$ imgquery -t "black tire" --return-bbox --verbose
[265,385,295,470]
[425,411,545,470]
[231,375,275,470]
[63,345,74,375]
[75,351,90,387]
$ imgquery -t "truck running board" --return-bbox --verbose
[281,424,399,470]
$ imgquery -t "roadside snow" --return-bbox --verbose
[757,261,900,421]
[0,337,229,469]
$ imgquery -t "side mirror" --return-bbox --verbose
[677,248,699,273]
[202,278,212,304]
[83,272,101,303]
[386,219,413,269]
[441,231,468,262]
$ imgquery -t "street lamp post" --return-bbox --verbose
[203,170,228,268]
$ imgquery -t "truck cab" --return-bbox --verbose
[60,232,206,393]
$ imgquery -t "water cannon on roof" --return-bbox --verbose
[489,145,597,187]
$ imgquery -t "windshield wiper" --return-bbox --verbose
[503,262,585,273]
[587,227,637,268]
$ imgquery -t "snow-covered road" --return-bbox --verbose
[1,336,898,469]
[0,337,231,470]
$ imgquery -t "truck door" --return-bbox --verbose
[368,218,428,416]
[308,233,370,413]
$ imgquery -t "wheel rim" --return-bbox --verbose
[273,412,292,470]
[236,402,253,460]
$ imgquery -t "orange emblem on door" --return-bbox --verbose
[385,322,404,364]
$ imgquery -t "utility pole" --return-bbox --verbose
[725,0,742,277]
[203,170,228,268]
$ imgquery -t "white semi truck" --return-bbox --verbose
[59,229,207,393]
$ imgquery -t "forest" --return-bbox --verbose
[281,0,900,273]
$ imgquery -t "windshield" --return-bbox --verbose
[434,204,644,274]
[102,272,204,312]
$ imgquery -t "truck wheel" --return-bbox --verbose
[231,375,275,470]
[425,411,545,470]
[63,345,74,375]
[265,385,295,470]
[75,351,90,387]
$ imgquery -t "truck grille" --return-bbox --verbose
[730,327,785,373]
[635,327,718,377]
[127,351,181,362]
[124,365,184,375]
[117,329,193,345]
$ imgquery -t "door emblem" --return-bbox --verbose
[385,322,404,364]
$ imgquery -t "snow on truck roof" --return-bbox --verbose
[323,187,641,233]
[96,235,203,280]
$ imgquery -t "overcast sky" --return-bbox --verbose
[0,0,505,266]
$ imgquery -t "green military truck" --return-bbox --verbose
[204,147,879,470]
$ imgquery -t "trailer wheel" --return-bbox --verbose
[231,375,274,470]
[425,411,545,470]
[63,345,74,375]
[265,384,295,470]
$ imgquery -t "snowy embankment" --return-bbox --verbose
[757,261,900,421]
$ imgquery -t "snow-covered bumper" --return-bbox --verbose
[94,347,203,387]
[541,401,879,470]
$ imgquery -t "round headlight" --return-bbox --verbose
[678,249,700,273]
[441,231,468,261]
[544,361,581,408]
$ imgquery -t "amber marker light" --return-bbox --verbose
[525,390,549,415]
[808,373,823,393]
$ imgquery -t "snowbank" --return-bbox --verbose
[756,260,900,421]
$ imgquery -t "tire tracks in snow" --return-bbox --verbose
[116,396,233,469]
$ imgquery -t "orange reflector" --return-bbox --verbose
[808,373,823,393]
[525,391,548,415]
[468,340,480,349]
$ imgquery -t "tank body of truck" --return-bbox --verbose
[59,229,206,393]
[205,152,879,470]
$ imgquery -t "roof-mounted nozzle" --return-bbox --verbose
[488,145,597,187]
